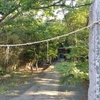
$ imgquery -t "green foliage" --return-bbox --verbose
[0,0,91,73]
[54,4,90,84]
[0,1,17,15]
[76,0,93,5]
[24,49,34,58]
[54,61,89,84]
[0,71,35,94]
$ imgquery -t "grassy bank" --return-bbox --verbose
[0,71,40,94]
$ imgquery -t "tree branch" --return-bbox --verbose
[0,1,92,27]
[0,3,20,23]
[31,0,61,9]
[32,2,92,9]
[74,3,92,8]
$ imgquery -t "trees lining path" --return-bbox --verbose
[0,61,87,100]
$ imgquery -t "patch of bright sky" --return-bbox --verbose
[55,1,76,20]
[0,14,3,19]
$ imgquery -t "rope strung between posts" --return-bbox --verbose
[0,20,100,47]
[3,20,100,64]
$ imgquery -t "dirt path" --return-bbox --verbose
[0,62,87,100]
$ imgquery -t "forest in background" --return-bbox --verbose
[0,0,93,83]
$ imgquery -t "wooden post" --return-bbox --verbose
[47,41,49,63]
[89,0,100,100]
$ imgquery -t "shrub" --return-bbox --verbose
[54,61,89,84]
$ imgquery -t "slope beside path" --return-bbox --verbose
[0,62,87,100]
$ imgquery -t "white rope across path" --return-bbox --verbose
[0,20,100,47]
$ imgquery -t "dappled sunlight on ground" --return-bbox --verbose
[7,90,20,96]
[26,90,77,96]
[0,61,87,100]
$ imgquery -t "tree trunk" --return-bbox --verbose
[88,0,100,100]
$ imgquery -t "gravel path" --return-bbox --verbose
[0,62,87,100]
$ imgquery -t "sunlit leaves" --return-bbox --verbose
[76,0,93,5]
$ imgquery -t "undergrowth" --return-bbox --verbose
[54,61,89,84]
[0,71,36,94]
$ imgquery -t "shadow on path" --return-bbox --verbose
[0,62,87,100]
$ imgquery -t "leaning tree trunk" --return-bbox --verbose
[88,0,100,100]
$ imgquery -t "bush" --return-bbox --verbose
[54,61,89,84]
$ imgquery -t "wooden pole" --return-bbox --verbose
[89,0,100,100]
[47,41,49,63]
[5,46,10,65]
